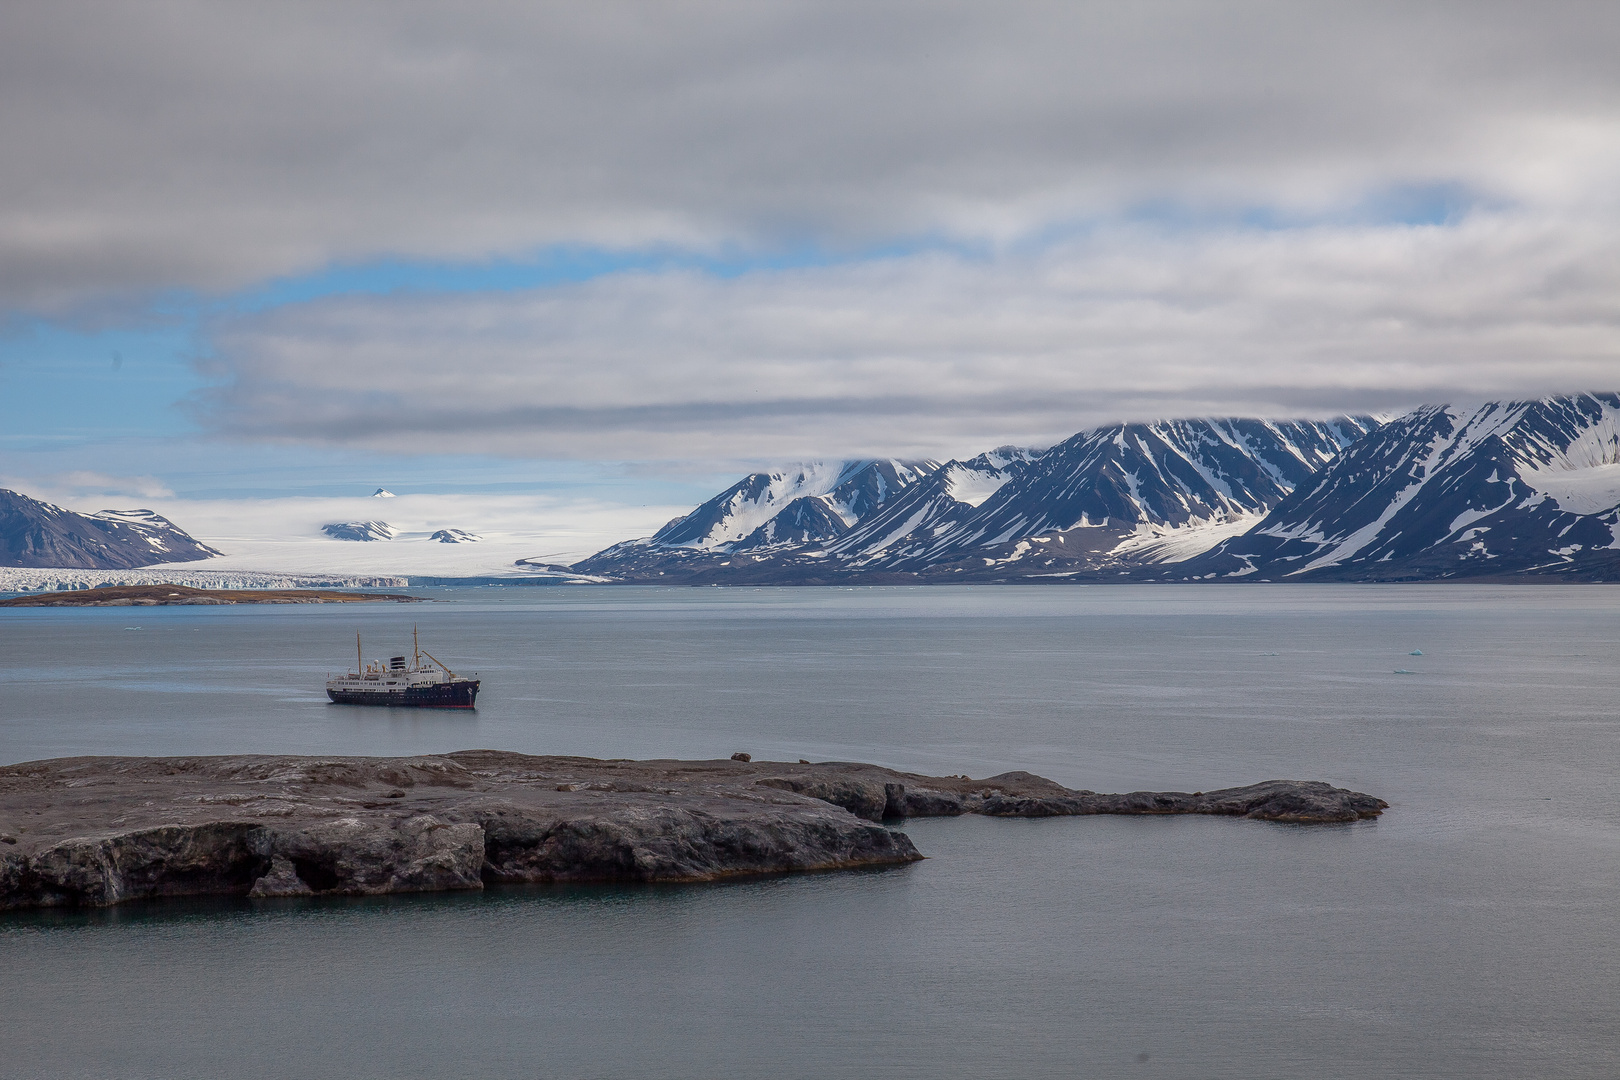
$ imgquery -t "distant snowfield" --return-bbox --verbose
[49,492,687,580]
[1107,514,1265,564]
[1522,462,1620,517]
[941,463,1009,508]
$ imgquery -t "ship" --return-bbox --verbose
[326,627,480,708]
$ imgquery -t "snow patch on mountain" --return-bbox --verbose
[1108,513,1266,564]
[1522,464,1620,517]
[942,463,1011,507]
[89,509,214,557]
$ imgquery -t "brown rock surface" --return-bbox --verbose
[0,752,1386,911]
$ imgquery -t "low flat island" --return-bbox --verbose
[0,584,418,606]
[0,752,1386,911]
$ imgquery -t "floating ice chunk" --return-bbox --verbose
[1393,668,1416,674]
[1409,649,1423,656]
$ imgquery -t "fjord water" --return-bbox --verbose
[2,584,1618,1079]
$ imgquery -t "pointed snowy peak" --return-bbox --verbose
[372,488,396,498]
[824,460,940,523]
[649,459,940,551]
[984,445,1044,468]
[826,450,1032,563]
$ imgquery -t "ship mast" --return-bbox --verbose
[356,632,362,676]
[414,625,420,669]
[421,649,456,679]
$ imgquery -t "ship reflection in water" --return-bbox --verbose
[326,627,480,709]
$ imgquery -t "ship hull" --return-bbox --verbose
[326,679,480,709]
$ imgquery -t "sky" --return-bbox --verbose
[3,2,1619,566]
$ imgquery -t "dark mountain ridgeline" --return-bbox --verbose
[0,489,220,570]
[572,415,1382,583]
[1174,393,1620,581]
[830,417,1379,577]
[578,459,942,579]
[573,396,1620,583]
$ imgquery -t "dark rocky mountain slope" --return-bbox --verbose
[0,489,220,569]
[1174,393,1620,581]
[576,459,941,580]
[572,417,1378,583]
[825,417,1378,579]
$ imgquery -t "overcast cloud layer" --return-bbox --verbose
[5,2,1620,461]
[201,209,1620,459]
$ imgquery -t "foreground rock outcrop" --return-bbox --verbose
[0,752,1386,911]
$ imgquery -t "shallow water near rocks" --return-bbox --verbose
[3,584,1619,1079]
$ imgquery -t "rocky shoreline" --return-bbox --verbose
[0,752,1387,911]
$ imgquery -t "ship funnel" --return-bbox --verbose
[389,656,407,670]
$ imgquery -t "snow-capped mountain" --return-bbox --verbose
[831,417,1376,575]
[1178,393,1620,581]
[654,460,941,549]
[0,490,221,569]
[572,417,1379,582]
[577,460,941,577]
[321,520,398,542]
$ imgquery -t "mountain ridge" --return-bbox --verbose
[572,415,1382,583]
[1170,393,1620,582]
[571,395,1620,584]
[0,489,221,570]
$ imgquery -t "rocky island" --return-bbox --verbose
[0,752,1386,911]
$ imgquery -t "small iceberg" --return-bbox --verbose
[1409,649,1424,656]
[1393,668,1416,675]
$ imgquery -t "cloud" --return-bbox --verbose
[40,471,175,499]
[195,208,1620,460]
[5,2,1620,313]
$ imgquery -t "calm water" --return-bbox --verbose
[2,584,1618,1078]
